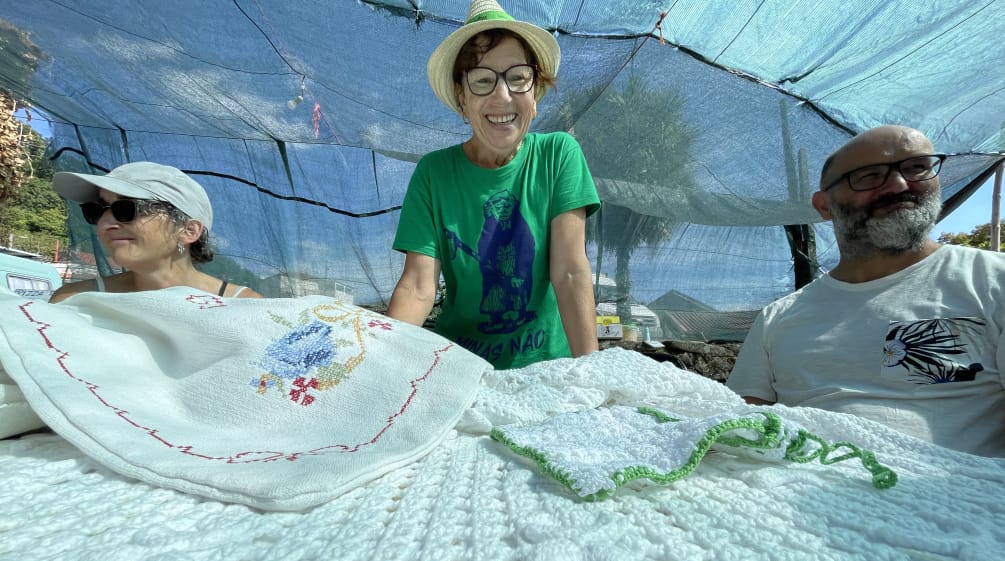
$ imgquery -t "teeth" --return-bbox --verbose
[487,114,516,124]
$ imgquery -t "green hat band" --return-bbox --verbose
[467,10,514,24]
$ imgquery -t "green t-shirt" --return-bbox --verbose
[393,132,601,369]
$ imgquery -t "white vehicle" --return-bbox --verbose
[0,249,63,300]
[593,273,661,338]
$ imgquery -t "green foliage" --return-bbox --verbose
[937,223,996,250]
[0,121,68,256]
[0,176,67,235]
[569,73,699,320]
[575,74,699,200]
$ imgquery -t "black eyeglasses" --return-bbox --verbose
[823,155,946,192]
[79,199,162,225]
[465,64,536,96]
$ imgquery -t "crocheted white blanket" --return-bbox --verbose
[2,291,1004,560]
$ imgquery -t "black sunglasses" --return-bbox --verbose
[79,199,160,225]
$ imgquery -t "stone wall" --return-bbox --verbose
[600,340,741,383]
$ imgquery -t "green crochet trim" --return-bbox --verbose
[490,427,585,496]
[489,406,897,502]
[640,407,898,490]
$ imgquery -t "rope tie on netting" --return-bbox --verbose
[654,10,668,45]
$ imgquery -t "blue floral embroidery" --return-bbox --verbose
[259,320,336,380]
[253,303,393,403]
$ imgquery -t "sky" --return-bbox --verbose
[933,175,998,239]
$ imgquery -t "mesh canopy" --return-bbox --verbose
[1,1,1002,341]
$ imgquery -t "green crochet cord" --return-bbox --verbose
[490,407,897,502]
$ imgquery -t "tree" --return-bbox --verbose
[0,118,67,256]
[0,91,27,203]
[0,176,66,234]
[0,18,47,203]
[937,223,994,250]
[570,74,699,322]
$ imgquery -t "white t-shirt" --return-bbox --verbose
[727,245,1005,457]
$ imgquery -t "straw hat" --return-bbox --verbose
[427,0,560,114]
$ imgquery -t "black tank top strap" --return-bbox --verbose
[218,280,228,296]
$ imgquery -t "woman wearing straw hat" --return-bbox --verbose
[388,0,600,369]
[48,162,262,302]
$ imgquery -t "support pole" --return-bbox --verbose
[992,161,1002,252]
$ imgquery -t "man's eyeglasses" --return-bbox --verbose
[823,154,946,192]
[79,199,162,225]
[465,64,536,96]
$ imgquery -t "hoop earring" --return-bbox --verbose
[177,243,186,255]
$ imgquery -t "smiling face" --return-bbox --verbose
[456,35,537,167]
[94,189,188,268]
[812,126,942,257]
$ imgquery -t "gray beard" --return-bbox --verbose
[830,189,941,258]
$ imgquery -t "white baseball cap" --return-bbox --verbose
[53,161,213,230]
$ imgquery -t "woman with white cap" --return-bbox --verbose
[48,161,262,302]
[387,0,600,369]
